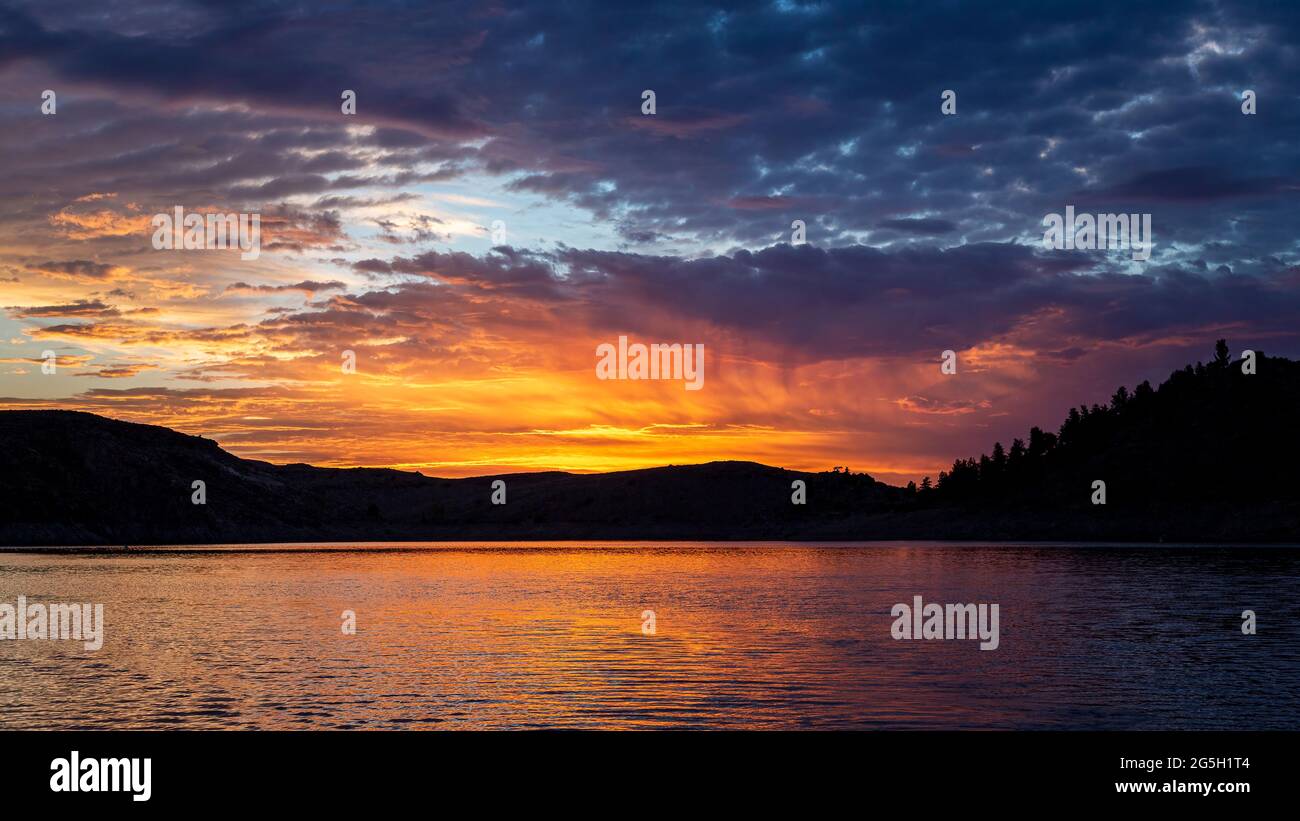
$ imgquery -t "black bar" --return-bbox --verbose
[3,731,1285,809]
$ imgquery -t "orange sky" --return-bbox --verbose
[2,32,1273,487]
[0,185,1229,486]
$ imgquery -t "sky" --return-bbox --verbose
[1,0,1297,485]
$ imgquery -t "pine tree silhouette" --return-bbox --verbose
[915,341,1300,527]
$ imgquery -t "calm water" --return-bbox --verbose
[1,542,1297,730]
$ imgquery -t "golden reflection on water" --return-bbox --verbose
[1,542,1297,729]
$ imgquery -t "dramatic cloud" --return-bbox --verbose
[23,261,125,281]
[223,280,347,296]
[1,0,1297,483]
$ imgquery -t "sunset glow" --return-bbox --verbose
[2,2,1297,486]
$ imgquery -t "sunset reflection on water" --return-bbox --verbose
[1,542,1296,729]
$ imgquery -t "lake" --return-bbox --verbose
[1,542,1297,729]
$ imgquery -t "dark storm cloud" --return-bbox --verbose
[342,242,1300,362]
[2,0,1299,366]
[1081,166,1299,203]
[0,2,484,137]
[23,260,119,279]
[7,299,120,318]
[3,0,1297,256]
[223,280,347,296]
[555,243,1300,357]
[352,247,574,300]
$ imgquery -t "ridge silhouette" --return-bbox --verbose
[2,341,1296,545]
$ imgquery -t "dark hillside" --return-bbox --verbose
[2,342,1296,545]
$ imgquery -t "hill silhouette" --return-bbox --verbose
[903,339,1300,539]
[1,341,1296,545]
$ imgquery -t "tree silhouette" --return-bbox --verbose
[913,340,1299,528]
[1214,338,1231,366]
